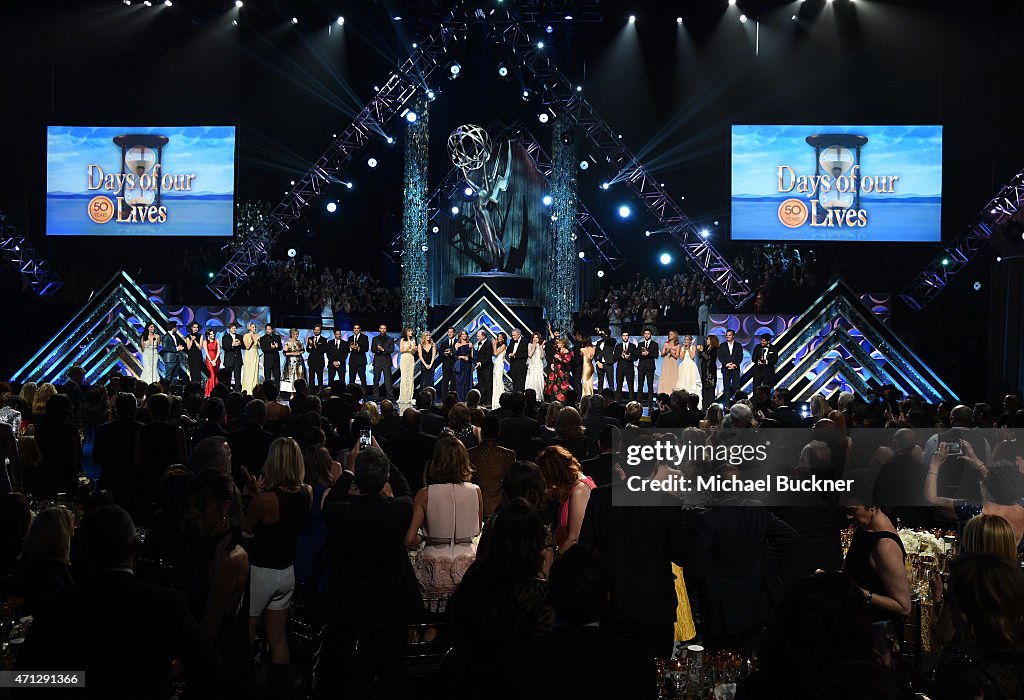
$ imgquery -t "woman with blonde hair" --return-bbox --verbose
[363,400,380,426]
[541,400,563,441]
[31,382,57,422]
[405,437,482,622]
[15,506,75,613]
[961,513,1018,562]
[18,382,37,412]
[658,330,681,395]
[241,437,311,664]
[809,393,830,421]
[418,331,436,393]
[535,444,594,551]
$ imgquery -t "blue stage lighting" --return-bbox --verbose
[700,228,709,238]
[406,111,417,123]
[542,195,553,206]
[464,187,474,197]
[367,157,378,168]
[660,253,672,265]
[600,182,610,190]
[545,25,553,33]
[451,205,460,215]
[325,201,338,213]
[618,205,631,218]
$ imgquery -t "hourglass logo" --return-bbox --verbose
[804,134,868,225]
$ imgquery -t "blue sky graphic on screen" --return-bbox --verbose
[46,126,236,236]
[731,125,942,242]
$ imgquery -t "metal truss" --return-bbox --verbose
[900,167,1024,310]
[0,212,62,296]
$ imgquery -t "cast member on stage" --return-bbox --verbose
[570,331,584,397]
[580,337,595,398]
[140,322,160,385]
[418,332,436,393]
[658,330,681,396]
[545,338,572,403]
[221,323,244,389]
[454,330,474,401]
[614,331,637,401]
[751,334,778,391]
[326,329,348,384]
[347,324,369,387]
[698,334,719,409]
[259,324,283,388]
[203,329,221,397]
[437,327,457,396]
[677,334,701,404]
[526,331,546,397]
[241,322,260,395]
[372,324,395,400]
[595,331,615,392]
[637,329,658,406]
[475,330,494,406]
[505,328,528,393]
[186,321,205,384]
[398,327,417,406]
[720,328,743,402]
[491,332,507,410]
[160,320,188,384]
[305,325,328,390]
[281,328,305,394]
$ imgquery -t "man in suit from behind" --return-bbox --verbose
[321,446,422,697]
[348,324,370,387]
[582,395,621,457]
[372,324,396,400]
[93,392,143,507]
[505,328,529,393]
[221,322,244,389]
[636,329,659,406]
[579,435,690,659]
[613,332,636,402]
[474,329,494,406]
[594,331,616,392]
[654,390,695,429]
[436,327,458,397]
[160,320,188,384]
[259,323,283,388]
[17,505,220,697]
[500,546,649,698]
[227,399,275,480]
[750,334,778,392]
[414,391,445,436]
[382,408,438,492]
[580,424,619,487]
[719,328,743,402]
[325,328,349,384]
[374,400,403,443]
[498,391,543,461]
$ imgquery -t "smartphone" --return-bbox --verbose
[795,402,812,418]
[942,441,962,456]
[359,427,372,449]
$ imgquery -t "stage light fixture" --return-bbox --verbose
[576,85,582,92]
[538,113,549,124]
[522,89,531,100]
[628,15,636,23]
[325,201,338,213]
[660,253,672,265]
[597,269,605,278]
[164,0,172,5]
[287,248,297,259]
[600,182,610,190]
[406,111,418,123]
[432,225,440,234]
[344,182,353,189]
[990,208,998,215]
[450,205,462,216]
[700,229,709,238]
[393,15,402,21]
[997,256,1003,263]
[537,41,545,49]
[291,17,298,24]
[232,19,238,25]
[207,271,214,279]
[676,17,683,24]
[386,136,395,144]
[449,62,462,78]
[565,14,573,20]
[143,1,151,6]
[644,230,651,237]
[542,195,553,206]
[728,0,736,5]
[973,281,982,291]
[123,0,130,5]
[367,157,378,168]
[714,220,719,226]
[427,90,436,100]
[579,160,589,171]
[791,15,797,20]
[498,65,509,78]
[545,25,553,33]
[941,258,949,266]
[740,14,747,23]
[422,244,429,253]
[336,16,344,25]
[618,205,631,218]
[578,251,586,259]
[235,0,242,6]
[464,187,474,197]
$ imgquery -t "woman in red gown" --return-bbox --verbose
[203,329,221,396]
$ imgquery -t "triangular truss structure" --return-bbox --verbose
[12,270,169,384]
[0,211,62,296]
[207,2,749,306]
[741,279,956,402]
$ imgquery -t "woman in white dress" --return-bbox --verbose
[398,327,417,406]
[676,334,702,407]
[140,322,160,385]
[241,322,260,395]
[526,331,546,397]
[491,331,507,410]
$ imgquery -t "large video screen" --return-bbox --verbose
[731,125,942,242]
[46,126,236,236]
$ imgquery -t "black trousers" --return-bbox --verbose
[314,621,406,700]
[596,363,614,391]
[637,365,655,403]
[373,363,394,398]
[477,369,493,405]
[264,358,281,387]
[328,362,345,383]
[188,353,205,385]
[439,361,456,397]
[751,368,774,392]
[571,365,582,397]
[348,361,367,386]
[702,378,717,409]
[615,365,635,401]
[308,361,326,389]
[162,354,187,383]
[722,369,740,401]
[224,356,242,387]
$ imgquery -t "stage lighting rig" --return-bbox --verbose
[448,62,462,79]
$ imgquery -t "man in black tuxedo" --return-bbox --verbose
[583,395,621,457]
[436,327,457,396]
[474,329,494,406]
[545,326,562,365]
[371,324,395,400]
[326,328,349,384]
[159,320,188,384]
[348,324,370,387]
[498,392,543,461]
[594,331,616,391]
[382,408,439,492]
[873,428,932,527]
[221,322,244,389]
[228,398,276,480]
[306,324,329,390]
[320,446,421,697]
[579,437,690,659]
[505,328,529,393]
[654,390,695,428]
[751,334,778,391]
[93,393,142,506]
[636,329,658,406]
[414,391,445,436]
[719,328,743,402]
[613,331,636,401]
[17,505,220,696]
[580,424,619,487]
[258,324,283,387]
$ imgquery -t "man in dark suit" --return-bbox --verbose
[498,392,543,461]
[500,546,649,699]
[613,332,636,402]
[17,505,220,697]
[720,328,743,402]
[873,428,932,527]
[580,424,619,487]
[228,398,275,480]
[92,393,142,505]
[221,322,244,389]
[594,332,616,392]
[320,446,422,697]
[374,400,403,443]
[505,328,529,393]
[372,324,395,400]
[436,327,457,397]
[579,437,690,659]
[348,324,370,387]
[654,390,695,428]
[382,408,438,492]
[583,395,621,456]
[326,328,349,384]
[306,324,329,390]
[0,421,19,493]
[636,329,658,406]
[750,334,778,392]
[414,391,445,436]
[474,329,494,406]
[160,320,188,384]
[61,366,86,417]
[766,388,805,427]
[259,323,283,387]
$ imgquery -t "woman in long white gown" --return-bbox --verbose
[526,331,545,397]
[491,332,507,410]
[676,334,702,407]
[140,322,160,385]
[398,327,417,406]
[241,322,260,394]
